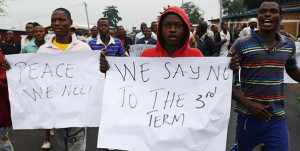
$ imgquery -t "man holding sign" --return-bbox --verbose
[229,1,300,151]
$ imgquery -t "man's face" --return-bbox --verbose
[141,23,147,31]
[33,26,46,42]
[51,10,72,37]
[109,29,115,37]
[234,28,240,35]
[143,29,152,40]
[91,27,98,37]
[25,24,34,36]
[161,14,185,46]
[221,22,228,31]
[6,31,14,42]
[249,22,257,29]
[151,22,157,33]
[279,22,284,30]
[117,26,125,37]
[77,29,83,36]
[258,2,282,32]
[98,20,109,36]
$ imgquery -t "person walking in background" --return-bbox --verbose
[239,18,258,37]
[21,22,34,49]
[215,21,233,57]
[0,31,21,55]
[136,27,157,45]
[195,23,218,56]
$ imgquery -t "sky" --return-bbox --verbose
[0,0,220,31]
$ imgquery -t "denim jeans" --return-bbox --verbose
[0,127,14,151]
[54,127,86,151]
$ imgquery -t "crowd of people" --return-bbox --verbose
[0,0,300,151]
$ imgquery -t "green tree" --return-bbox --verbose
[157,5,171,20]
[102,5,122,29]
[0,0,6,16]
[223,0,247,15]
[181,2,204,24]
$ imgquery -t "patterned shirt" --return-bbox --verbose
[88,35,126,56]
[229,30,297,120]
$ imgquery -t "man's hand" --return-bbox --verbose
[2,58,11,71]
[100,49,109,73]
[247,102,271,122]
[229,55,240,71]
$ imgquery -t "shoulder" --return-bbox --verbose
[140,47,157,57]
[75,40,92,50]
[187,48,204,57]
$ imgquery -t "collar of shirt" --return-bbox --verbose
[44,33,79,50]
[199,33,207,42]
[96,35,115,47]
[5,42,16,46]
[251,30,286,50]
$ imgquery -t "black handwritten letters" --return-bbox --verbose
[110,58,232,129]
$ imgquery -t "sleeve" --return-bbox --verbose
[117,41,126,56]
[228,39,243,58]
[285,42,297,68]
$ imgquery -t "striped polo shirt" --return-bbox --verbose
[229,30,297,120]
[88,35,126,56]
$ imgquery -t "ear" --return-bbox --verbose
[70,19,73,26]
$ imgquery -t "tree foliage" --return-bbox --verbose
[157,5,171,20]
[102,5,122,29]
[223,0,247,15]
[181,2,204,24]
[0,0,6,16]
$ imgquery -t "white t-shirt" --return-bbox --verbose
[219,30,230,57]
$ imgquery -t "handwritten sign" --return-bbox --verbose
[129,44,155,57]
[6,51,105,129]
[97,57,233,151]
[284,42,300,83]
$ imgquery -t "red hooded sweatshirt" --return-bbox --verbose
[140,6,203,57]
[0,49,12,127]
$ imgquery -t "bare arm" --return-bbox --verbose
[286,66,300,82]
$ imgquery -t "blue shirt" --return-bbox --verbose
[88,36,126,56]
[229,30,297,120]
[21,40,45,54]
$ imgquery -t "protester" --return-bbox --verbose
[87,26,98,42]
[232,27,240,43]
[136,27,157,45]
[195,23,218,56]
[215,21,233,57]
[150,21,158,35]
[0,31,21,55]
[38,8,91,151]
[201,21,215,40]
[21,25,46,53]
[239,18,258,37]
[140,6,203,57]
[0,48,13,151]
[77,28,88,43]
[89,18,127,56]
[211,24,219,40]
[116,25,133,54]
[229,1,300,150]
[278,22,290,37]
[108,29,116,38]
[21,22,34,49]
[134,22,157,44]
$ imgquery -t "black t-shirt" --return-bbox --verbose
[196,35,217,56]
[0,42,21,55]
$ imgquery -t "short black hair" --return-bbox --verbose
[53,8,72,20]
[97,18,109,26]
[26,22,33,26]
[6,30,14,35]
[117,25,124,30]
[197,23,207,35]
[221,21,228,27]
[260,0,282,15]
[32,22,40,27]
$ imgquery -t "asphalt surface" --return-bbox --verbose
[8,84,300,151]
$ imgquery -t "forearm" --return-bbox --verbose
[232,86,252,108]
[286,67,300,82]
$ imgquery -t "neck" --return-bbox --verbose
[163,44,181,57]
[56,34,71,44]
[35,40,45,48]
[27,35,33,41]
[100,34,110,42]
[258,30,278,44]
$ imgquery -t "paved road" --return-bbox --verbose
[8,84,300,151]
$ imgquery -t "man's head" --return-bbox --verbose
[117,26,125,38]
[77,29,84,36]
[150,21,158,34]
[201,21,208,28]
[142,27,152,40]
[258,1,282,32]
[97,18,110,36]
[160,12,187,48]
[51,8,73,37]
[140,22,147,31]
[25,22,34,37]
[33,26,46,42]
[90,26,98,38]
[234,27,240,35]
[221,21,228,31]
[109,29,115,37]
[196,23,207,36]
[248,18,258,30]
[279,22,284,30]
[5,31,14,43]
